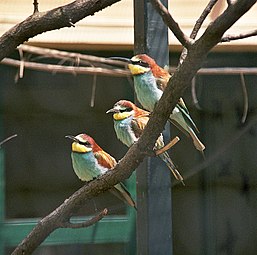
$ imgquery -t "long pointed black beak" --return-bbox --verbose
[65,135,79,143]
[106,108,119,114]
[109,57,132,63]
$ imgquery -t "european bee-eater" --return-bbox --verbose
[66,133,136,209]
[106,100,184,185]
[111,54,205,153]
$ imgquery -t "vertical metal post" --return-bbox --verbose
[133,1,172,255]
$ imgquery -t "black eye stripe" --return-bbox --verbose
[79,141,91,146]
[131,60,149,68]
[119,107,133,113]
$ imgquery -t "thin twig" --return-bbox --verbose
[155,136,180,156]
[150,0,192,48]
[0,134,18,147]
[191,0,219,40]
[18,48,25,79]
[221,29,257,42]
[191,76,202,110]
[90,74,97,107]
[60,208,108,229]
[33,0,39,14]
[18,45,127,67]
[179,0,219,66]
[1,58,129,77]
[3,57,257,78]
[240,73,248,123]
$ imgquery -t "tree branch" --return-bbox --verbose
[150,0,192,48]
[18,44,128,67]
[240,73,248,124]
[3,0,256,254]
[0,134,18,147]
[0,0,120,62]
[179,0,219,65]
[195,0,257,53]
[33,0,39,14]
[1,58,129,77]
[221,29,257,42]
[155,136,180,156]
[190,0,219,40]
[60,208,108,229]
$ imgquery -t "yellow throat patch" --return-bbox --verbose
[113,112,132,120]
[128,63,150,75]
[72,142,92,153]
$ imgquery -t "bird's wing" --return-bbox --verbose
[156,76,169,91]
[152,65,171,91]
[94,150,117,169]
[131,115,149,138]
[178,98,190,114]
[175,103,199,133]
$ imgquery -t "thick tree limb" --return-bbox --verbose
[0,0,120,62]
[150,0,192,48]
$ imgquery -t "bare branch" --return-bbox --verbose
[90,74,97,107]
[155,136,180,156]
[60,208,108,229]
[33,0,39,14]
[0,0,120,62]
[1,58,129,77]
[18,45,127,67]
[179,0,219,66]
[195,0,257,53]
[150,0,192,48]
[191,0,219,39]
[191,77,202,110]
[0,134,18,147]
[221,29,257,42]
[240,73,248,124]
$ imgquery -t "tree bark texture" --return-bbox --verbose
[1,0,255,254]
[0,0,120,62]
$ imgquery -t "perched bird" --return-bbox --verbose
[66,133,136,209]
[111,54,205,153]
[106,100,184,185]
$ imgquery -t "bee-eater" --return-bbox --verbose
[106,100,184,185]
[66,133,136,209]
[111,54,205,153]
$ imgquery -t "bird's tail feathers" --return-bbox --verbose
[110,183,137,210]
[159,152,185,186]
[188,128,205,154]
[169,117,205,154]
